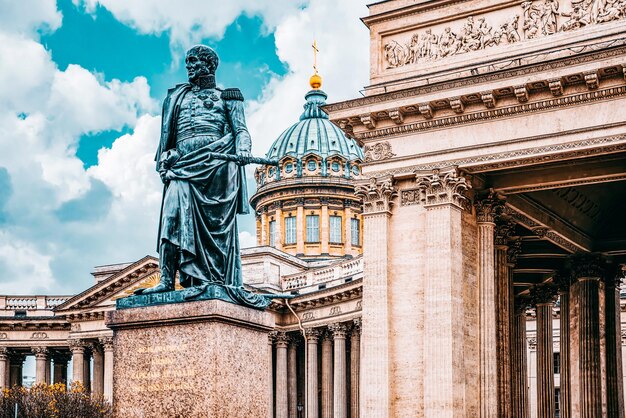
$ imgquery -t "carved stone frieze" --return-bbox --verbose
[355,177,397,214]
[416,167,470,209]
[400,189,421,206]
[475,190,506,223]
[363,142,396,163]
[382,0,625,69]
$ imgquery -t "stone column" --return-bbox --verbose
[321,199,329,255]
[287,336,298,418]
[83,349,92,392]
[475,192,505,418]
[69,339,85,385]
[275,202,284,251]
[53,353,70,385]
[350,319,361,418]
[100,337,113,401]
[343,203,352,253]
[0,348,8,389]
[511,298,529,418]
[321,331,333,418]
[531,284,557,418]
[571,255,603,418]
[33,346,49,384]
[296,198,305,255]
[354,177,396,417]
[305,328,320,418]
[495,216,514,418]
[555,274,572,418]
[92,343,104,397]
[416,168,471,417]
[605,266,625,418]
[261,207,268,245]
[268,332,275,418]
[330,323,347,418]
[275,332,289,418]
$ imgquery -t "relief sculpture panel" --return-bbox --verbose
[383,0,626,69]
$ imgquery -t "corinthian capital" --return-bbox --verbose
[475,189,506,224]
[415,167,470,209]
[355,176,397,214]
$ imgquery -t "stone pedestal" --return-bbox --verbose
[106,299,273,418]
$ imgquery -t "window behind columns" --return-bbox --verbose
[351,218,360,246]
[269,220,276,247]
[285,217,296,244]
[306,215,319,242]
[553,352,560,375]
[330,216,342,243]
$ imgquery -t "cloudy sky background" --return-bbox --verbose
[0,0,369,294]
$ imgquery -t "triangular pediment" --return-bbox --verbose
[55,255,162,313]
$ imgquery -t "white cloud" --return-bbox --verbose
[74,0,307,50]
[0,231,55,294]
[239,231,257,249]
[0,0,62,36]
[246,0,369,156]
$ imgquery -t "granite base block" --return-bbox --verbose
[106,299,274,418]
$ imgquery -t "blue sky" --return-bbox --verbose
[0,0,368,294]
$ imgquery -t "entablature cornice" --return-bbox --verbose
[330,64,626,143]
[269,278,362,313]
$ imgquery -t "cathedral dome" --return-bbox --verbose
[265,89,364,171]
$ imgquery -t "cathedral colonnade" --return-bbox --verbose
[268,319,361,418]
[0,336,114,400]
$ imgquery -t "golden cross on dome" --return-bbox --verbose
[312,40,319,74]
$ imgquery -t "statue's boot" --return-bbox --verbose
[183,283,208,300]
[134,242,177,295]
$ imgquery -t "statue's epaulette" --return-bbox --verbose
[221,88,244,101]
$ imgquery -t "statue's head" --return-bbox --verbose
[185,45,219,83]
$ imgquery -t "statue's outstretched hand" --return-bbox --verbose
[236,151,253,166]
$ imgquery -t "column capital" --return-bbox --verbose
[304,328,321,342]
[475,189,506,224]
[0,347,7,360]
[355,176,397,214]
[99,336,114,351]
[68,339,85,354]
[569,253,604,280]
[275,332,290,348]
[553,271,572,293]
[506,237,522,266]
[514,296,530,315]
[32,346,49,359]
[530,283,558,306]
[495,216,515,247]
[415,166,471,210]
[351,318,361,336]
[328,323,347,339]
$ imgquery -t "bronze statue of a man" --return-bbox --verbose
[135,45,267,308]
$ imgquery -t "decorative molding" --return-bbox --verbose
[416,167,470,209]
[360,114,376,129]
[419,103,434,119]
[514,85,529,102]
[400,189,422,206]
[382,1,625,69]
[355,86,626,141]
[481,91,496,108]
[30,332,48,340]
[584,71,599,89]
[325,46,626,114]
[389,108,404,124]
[355,177,397,214]
[363,142,396,163]
[365,133,626,179]
[449,97,465,114]
[548,78,563,96]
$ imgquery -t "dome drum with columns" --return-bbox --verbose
[250,76,364,260]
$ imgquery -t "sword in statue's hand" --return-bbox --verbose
[207,152,279,166]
